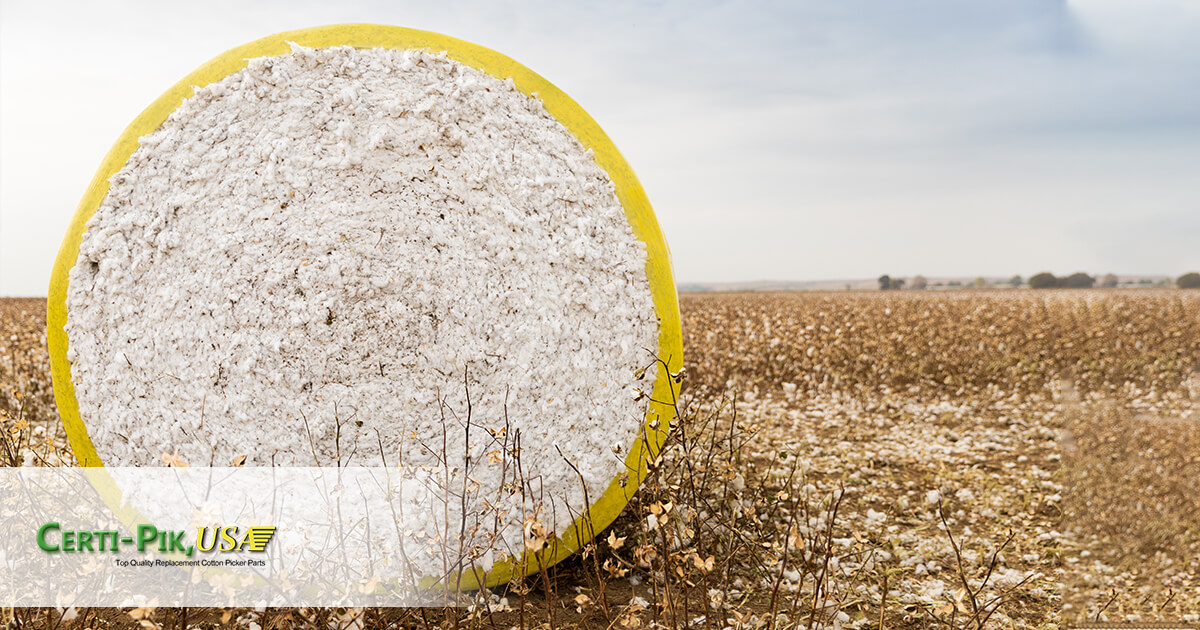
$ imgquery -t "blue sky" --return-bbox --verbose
[1,0,1198,294]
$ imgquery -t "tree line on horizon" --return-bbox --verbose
[878,272,1200,290]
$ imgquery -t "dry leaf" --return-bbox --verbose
[954,587,971,614]
[524,517,550,552]
[161,451,188,467]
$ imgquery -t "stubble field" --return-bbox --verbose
[2,290,1198,629]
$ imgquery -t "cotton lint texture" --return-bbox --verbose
[64,45,659,543]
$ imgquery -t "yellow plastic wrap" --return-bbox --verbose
[46,24,682,589]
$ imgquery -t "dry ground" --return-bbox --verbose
[2,291,1199,629]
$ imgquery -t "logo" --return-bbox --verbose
[37,522,276,565]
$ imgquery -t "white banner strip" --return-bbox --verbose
[0,467,525,607]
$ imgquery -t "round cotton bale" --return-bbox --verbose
[47,24,681,588]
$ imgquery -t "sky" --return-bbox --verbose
[1,0,1198,295]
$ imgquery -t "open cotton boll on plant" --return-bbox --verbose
[63,44,659,550]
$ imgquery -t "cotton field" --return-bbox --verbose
[2,290,1198,628]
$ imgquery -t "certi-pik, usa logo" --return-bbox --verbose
[37,523,276,567]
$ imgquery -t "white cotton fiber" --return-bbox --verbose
[64,45,659,556]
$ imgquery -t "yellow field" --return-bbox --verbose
[678,290,1199,626]
[2,290,1198,628]
[683,290,1199,400]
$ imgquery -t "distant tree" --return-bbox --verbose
[1100,273,1119,288]
[972,277,988,289]
[1029,272,1058,289]
[878,275,891,291]
[1063,272,1095,288]
[910,275,928,290]
[1009,275,1023,288]
[1138,278,1154,286]
[890,278,905,290]
[1178,272,1200,289]
[948,281,962,288]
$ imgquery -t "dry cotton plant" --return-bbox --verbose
[4,290,1200,629]
[1,298,69,468]
[1059,379,1200,623]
